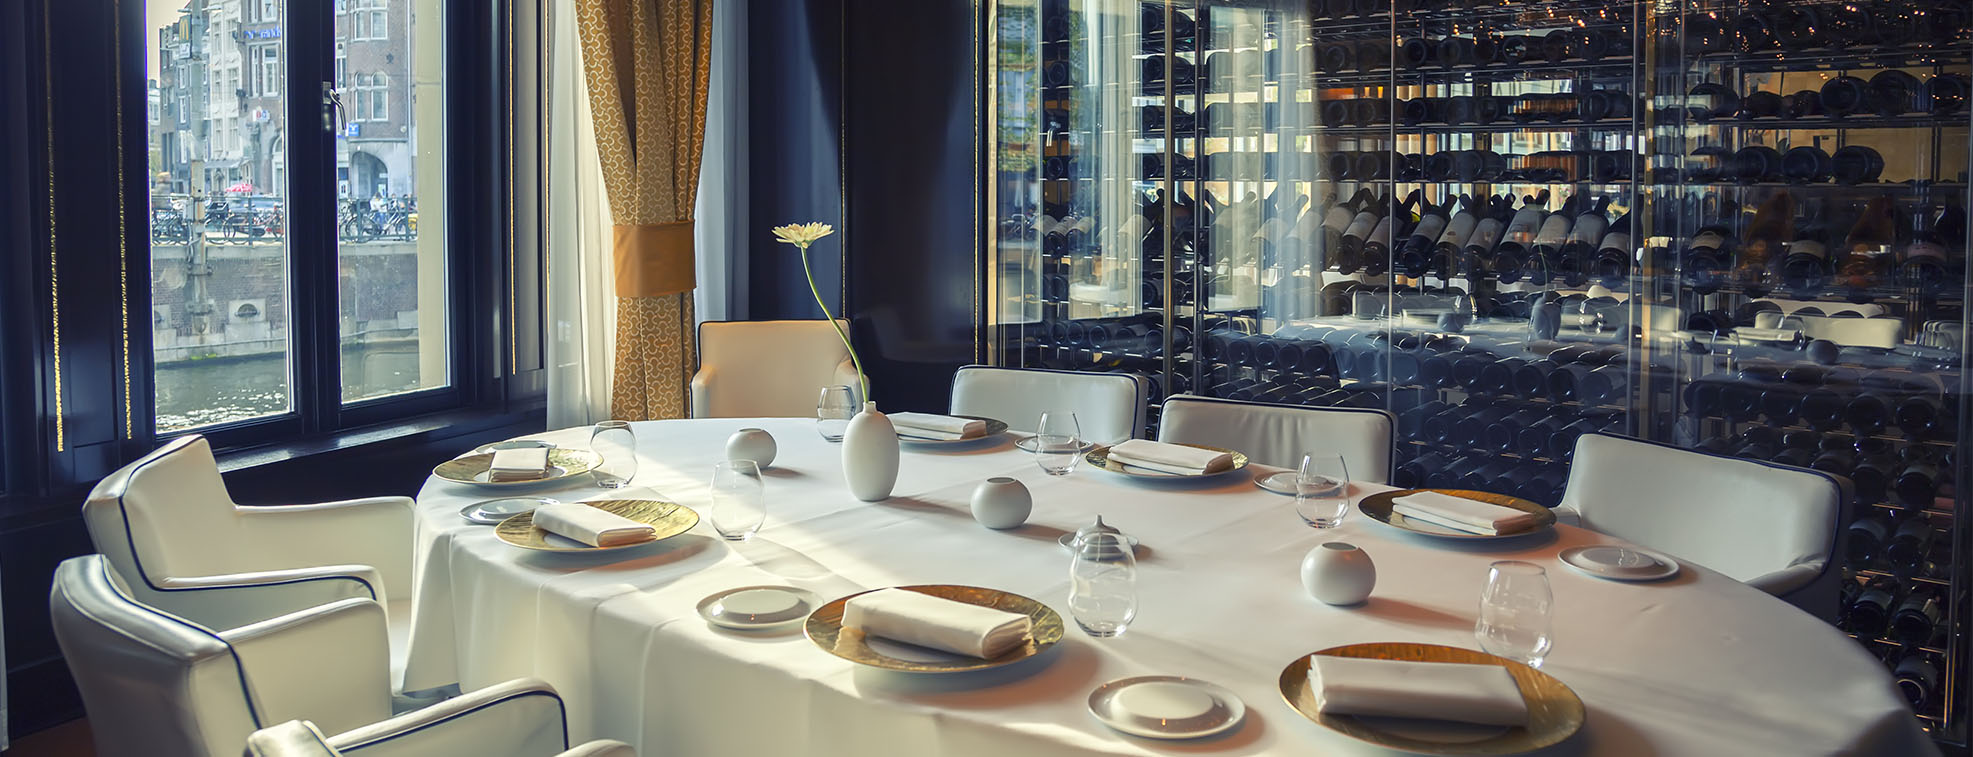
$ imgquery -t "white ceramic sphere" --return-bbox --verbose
[725,428,777,469]
[970,477,1033,529]
[1301,541,1376,606]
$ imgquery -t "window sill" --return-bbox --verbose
[215,400,546,473]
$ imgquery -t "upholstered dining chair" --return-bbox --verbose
[1157,394,1394,482]
[692,319,862,418]
[54,554,617,757]
[1559,432,1847,621]
[80,435,418,688]
[949,365,1150,444]
[243,709,633,757]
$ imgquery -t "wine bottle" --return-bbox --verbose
[1890,590,1943,645]
[1835,195,1897,296]
[1898,204,1954,295]
[1884,515,1936,573]
[1845,576,1897,637]
[1687,82,1741,122]
[1896,393,1949,439]
[1893,460,1940,509]
[1893,649,1941,709]
[1830,145,1884,185]
[1782,146,1831,184]
[1558,196,1612,287]
[1732,191,1794,295]
[1334,192,1384,275]
[1398,194,1452,277]
[1434,194,1481,271]
[1491,190,1551,284]
[1462,194,1511,274]
[1928,73,1969,116]
[1682,223,1734,295]
[1363,191,1419,278]
[1822,75,1869,118]
[1867,70,1922,117]
[1588,212,1634,287]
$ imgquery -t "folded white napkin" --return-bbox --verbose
[488,448,550,482]
[841,588,1033,659]
[530,502,656,547]
[1307,656,1530,727]
[1392,491,1539,535]
[889,412,989,441]
[1105,439,1235,475]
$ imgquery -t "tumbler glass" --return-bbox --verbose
[590,420,637,488]
[817,385,856,441]
[1475,560,1555,667]
[1294,452,1351,528]
[708,460,766,541]
[1033,412,1083,476]
[1068,532,1137,637]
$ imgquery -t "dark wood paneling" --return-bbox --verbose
[744,0,845,321]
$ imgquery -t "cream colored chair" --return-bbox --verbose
[244,711,632,757]
[1157,394,1393,482]
[949,365,1149,444]
[53,555,615,757]
[1559,433,1846,620]
[80,435,418,688]
[692,319,863,418]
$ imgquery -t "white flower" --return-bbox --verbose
[772,222,835,248]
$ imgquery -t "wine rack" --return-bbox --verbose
[986,0,1967,746]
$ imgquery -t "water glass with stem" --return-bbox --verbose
[1294,452,1351,528]
[590,420,637,489]
[708,460,767,541]
[1475,560,1555,668]
[817,385,856,442]
[1068,532,1137,637]
[1033,412,1083,476]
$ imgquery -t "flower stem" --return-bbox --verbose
[799,244,869,404]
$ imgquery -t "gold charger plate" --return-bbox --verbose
[1279,642,1585,755]
[494,499,699,553]
[434,447,602,488]
[1084,443,1250,479]
[1357,489,1556,540]
[804,585,1065,673]
[896,415,1010,444]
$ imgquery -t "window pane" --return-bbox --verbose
[338,0,447,402]
[147,0,294,433]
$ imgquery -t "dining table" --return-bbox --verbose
[401,417,1935,756]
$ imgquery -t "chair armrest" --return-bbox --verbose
[690,368,714,419]
[236,496,415,602]
[559,741,636,757]
[1549,506,1582,529]
[244,720,338,757]
[153,565,383,631]
[328,678,572,757]
[1745,561,1823,598]
[219,597,393,738]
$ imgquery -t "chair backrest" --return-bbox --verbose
[1561,433,1841,587]
[949,365,1148,444]
[1157,395,1393,482]
[696,320,852,418]
[51,554,262,757]
[82,435,242,597]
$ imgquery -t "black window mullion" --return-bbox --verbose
[287,0,339,434]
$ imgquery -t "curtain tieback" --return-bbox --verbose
[612,220,695,297]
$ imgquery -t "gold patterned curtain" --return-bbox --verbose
[576,0,712,420]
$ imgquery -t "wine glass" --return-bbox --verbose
[1068,532,1137,637]
[1032,412,1083,476]
[1475,560,1555,668]
[590,420,637,488]
[1294,452,1351,528]
[708,460,766,541]
[816,385,856,441]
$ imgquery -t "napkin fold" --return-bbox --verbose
[1105,439,1235,475]
[1391,491,1539,535]
[841,588,1033,659]
[530,502,656,547]
[1307,656,1530,727]
[488,448,551,482]
[889,412,989,441]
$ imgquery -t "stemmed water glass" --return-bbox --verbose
[817,385,856,441]
[1294,452,1350,528]
[1475,560,1555,668]
[708,460,766,541]
[590,420,637,489]
[1068,532,1137,637]
[1032,412,1083,476]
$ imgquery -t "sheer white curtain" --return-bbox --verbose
[547,0,740,427]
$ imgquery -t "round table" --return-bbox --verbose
[403,418,1933,756]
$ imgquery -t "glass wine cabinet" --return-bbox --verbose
[985,0,1970,744]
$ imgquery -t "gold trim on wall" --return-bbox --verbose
[43,7,63,452]
[115,3,132,438]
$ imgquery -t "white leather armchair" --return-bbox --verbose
[1559,433,1847,620]
[692,319,862,418]
[243,686,634,757]
[949,365,1149,444]
[80,435,419,687]
[1157,394,1393,482]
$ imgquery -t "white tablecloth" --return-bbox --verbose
[404,418,1933,756]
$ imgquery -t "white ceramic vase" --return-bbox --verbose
[970,477,1032,529]
[1300,541,1375,606]
[725,428,778,469]
[842,402,899,501]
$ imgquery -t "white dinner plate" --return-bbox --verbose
[696,586,820,630]
[1089,675,1245,740]
[460,497,558,525]
[1014,436,1097,454]
[472,438,557,455]
[1559,545,1680,582]
[1254,472,1347,496]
